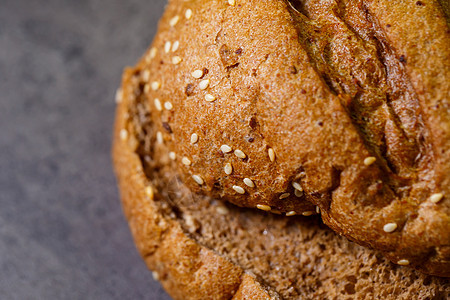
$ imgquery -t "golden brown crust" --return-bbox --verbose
[116,0,449,278]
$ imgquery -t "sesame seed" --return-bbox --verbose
[185,8,193,19]
[243,178,255,188]
[181,157,192,166]
[154,98,162,111]
[256,204,271,211]
[171,41,179,52]
[268,148,275,162]
[220,144,232,153]
[199,79,210,90]
[119,129,128,140]
[152,271,159,281]
[234,149,246,159]
[144,84,150,93]
[190,133,199,144]
[205,94,216,102]
[192,69,203,79]
[294,189,303,197]
[172,56,182,65]
[115,89,123,103]
[397,259,410,266]
[164,101,173,110]
[142,69,150,81]
[164,41,171,53]
[316,206,320,214]
[149,47,157,59]
[286,211,296,216]
[364,156,376,166]
[302,211,314,216]
[292,182,303,191]
[383,222,397,233]
[192,175,204,185]
[232,185,245,194]
[224,163,233,175]
[151,81,161,91]
[228,0,236,5]
[169,152,176,160]
[169,15,180,27]
[156,131,163,144]
[216,205,229,215]
[279,193,290,199]
[430,193,444,203]
[145,186,154,199]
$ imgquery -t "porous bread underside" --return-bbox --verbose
[123,77,450,300]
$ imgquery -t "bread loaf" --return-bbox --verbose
[113,0,450,295]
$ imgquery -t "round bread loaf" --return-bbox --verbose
[115,0,450,278]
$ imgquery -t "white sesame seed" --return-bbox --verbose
[190,133,199,144]
[142,69,150,81]
[294,189,303,197]
[383,222,397,233]
[286,211,296,216]
[216,205,229,215]
[364,156,376,166]
[171,41,179,52]
[192,69,203,79]
[192,175,204,185]
[228,0,236,6]
[145,186,154,199]
[220,144,232,153]
[115,89,123,103]
[172,56,182,65]
[279,193,290,199]
[234,149,246,159]
[156,131,163,144]
[151,81,161,91]
[256,204,271,211]
[119,129,128,140]
[181,157,192,166]
[152,271,159,281]
[149,47,157,59]
[185,8,193,19]
[164,101,173,110]
[144,84,150,93]
[154,98,162,111]
[199,79,210,90]
[302,211,314,216]
[316,206,320,214]
[224,163,233,175]
[169,152,176,160]
[169,15,180,27]
[430,193,444,203]
[397,259,410,266]
[268,148,275,162]
[243,178,255,188]
[164,41,171,53]
[292,182,303,191]
[232,185,245,194]
[205,94,216,102]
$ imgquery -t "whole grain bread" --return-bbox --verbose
[113,64,450,299]
[116,0,449,276]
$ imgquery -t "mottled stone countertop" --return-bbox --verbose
[0,1,170,299]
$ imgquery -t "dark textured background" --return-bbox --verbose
[0,0,171,299]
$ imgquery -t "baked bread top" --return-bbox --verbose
[127,0,449,276]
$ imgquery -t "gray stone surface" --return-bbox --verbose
[0,0,171,299]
